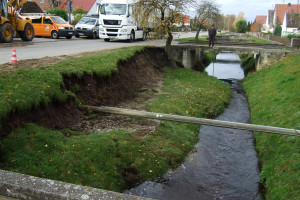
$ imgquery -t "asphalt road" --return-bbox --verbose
[0,32,202,65]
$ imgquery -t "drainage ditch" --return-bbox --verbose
[126,53,261,199]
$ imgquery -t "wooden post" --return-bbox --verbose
[83,105,300,137]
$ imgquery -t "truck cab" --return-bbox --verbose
[98,0,144,41]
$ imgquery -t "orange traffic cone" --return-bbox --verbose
[10,48,18,64]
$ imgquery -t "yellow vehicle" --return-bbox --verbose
[21,14,74,39]
[0,0,34,43]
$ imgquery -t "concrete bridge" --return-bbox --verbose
[171,44,297,71]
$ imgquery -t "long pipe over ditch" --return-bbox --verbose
[84,105,300,137]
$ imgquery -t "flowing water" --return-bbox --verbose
[125,53,261,200]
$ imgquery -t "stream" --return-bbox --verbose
[125,53,261,200]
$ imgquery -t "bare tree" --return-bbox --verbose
[134,0,194,47]
[134,0,195,67]
[195,0,221,39]
[47,0,61,9]
[232,12,245,31]
[224,14,236,32]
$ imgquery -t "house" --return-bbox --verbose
[174,13,191,28]
[251,15,267,32]
[87,0,101,16]
[27,0,96,12]
[60,0,95,12]
[273,3,300,25]
[266,10,275,32]
[282,12,300,36]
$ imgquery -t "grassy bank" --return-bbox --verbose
[243,53,300,199]
[0,47,232,192]
[0,46,144,124]
[247,35,272,44]
[239,53,255,75]
[176,36,207,43]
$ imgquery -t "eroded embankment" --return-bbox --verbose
[0,46,232,193]
[0,47,169,137]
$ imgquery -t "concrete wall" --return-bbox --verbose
[169,45,292,72]
[0,170,153,200]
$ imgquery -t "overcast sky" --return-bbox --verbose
[215,0,299,22]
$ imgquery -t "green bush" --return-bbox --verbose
[274,25,282,36]
[71,8,87,25]
[287,34,300,39]
[236,20,247,33]
[46,8,69,22]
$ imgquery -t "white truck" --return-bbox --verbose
[97,0,145,42]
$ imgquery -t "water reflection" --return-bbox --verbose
[205,53,244,79]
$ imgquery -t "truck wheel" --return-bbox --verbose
[19,23,34,41]
[1,23,13,43]
[51,31,59,39]
[129,30,135,42]
[66,36,72,39]
[139,32,147,41]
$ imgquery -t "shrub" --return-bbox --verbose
[274,25,282,36]
[287,34,300,39]
[236,20,247,33]
[71,8,87,25]
[46,8,68,21]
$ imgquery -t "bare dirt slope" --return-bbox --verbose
[1,47,170,138]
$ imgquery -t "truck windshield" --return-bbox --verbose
[100,4,127,15]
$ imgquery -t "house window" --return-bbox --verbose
[40,0,44,4]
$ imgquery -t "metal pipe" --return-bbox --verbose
[84,105,300,137]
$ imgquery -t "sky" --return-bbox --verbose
[216,0,300,22]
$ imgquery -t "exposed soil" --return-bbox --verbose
[0,47,170,139]
[20,2,44,14]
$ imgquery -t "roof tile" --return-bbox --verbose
[275,4,300,24]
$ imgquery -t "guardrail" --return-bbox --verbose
[84,105,300,137]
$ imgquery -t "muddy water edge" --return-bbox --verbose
[125,53,261,200]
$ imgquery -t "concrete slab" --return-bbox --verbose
[0,170,155,200]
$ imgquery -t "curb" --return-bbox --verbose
[0,170,154,200]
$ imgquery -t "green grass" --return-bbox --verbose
[243,53,300,199]
[0,46,144,122]
[247,35,272,44]
[240,53,255,75]
[176,36,208,43]
[0,59,232,192]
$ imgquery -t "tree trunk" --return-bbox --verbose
[166,29,173,47]
[165,29,176,68]
[195,26,201,40]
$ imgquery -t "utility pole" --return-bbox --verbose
[67,0,73,24]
